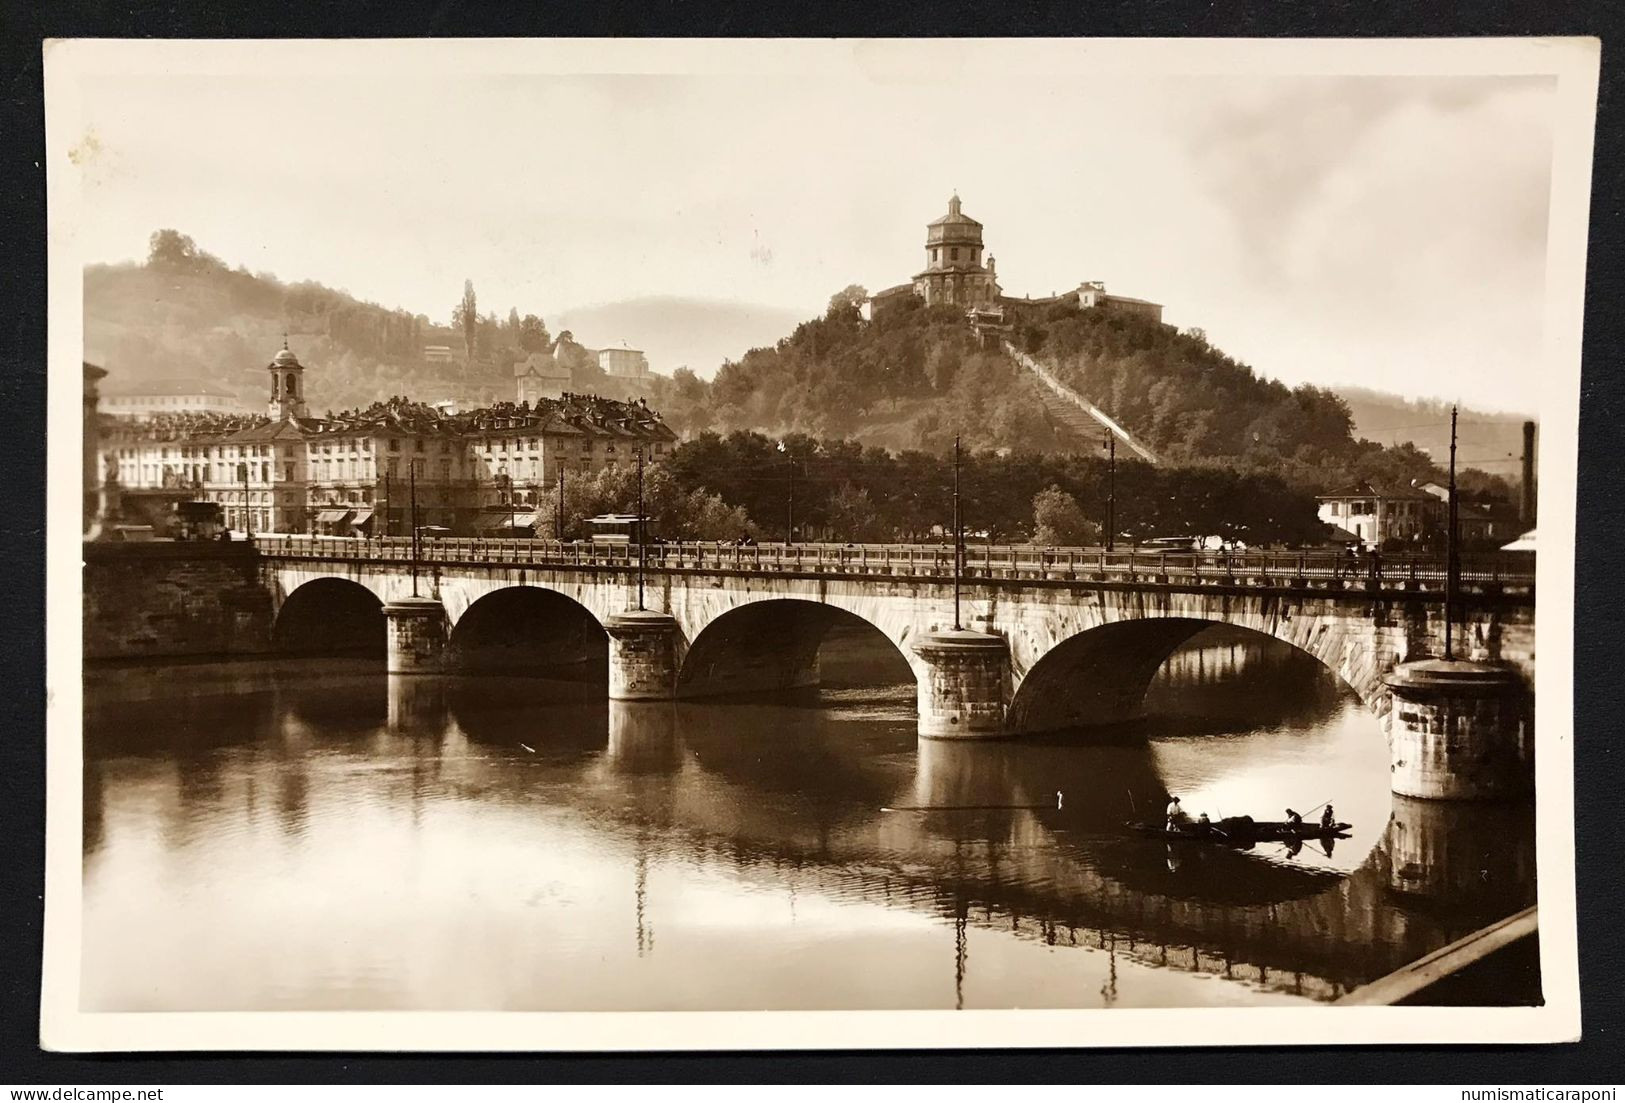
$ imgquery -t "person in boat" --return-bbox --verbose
[1321,804,1336,829]
[1285,808,1303,826]
[1197,811,1212,829]
[1165,795,1185,832]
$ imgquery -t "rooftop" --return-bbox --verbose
[106,392,676,445]
[1316,482,1440,502]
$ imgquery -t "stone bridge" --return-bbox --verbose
[253,536,1535,800]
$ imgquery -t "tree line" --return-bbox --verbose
[646,431,1327,546]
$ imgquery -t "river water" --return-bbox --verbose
[81,625,1537,1011]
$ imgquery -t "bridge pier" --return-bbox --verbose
[382,597,449,674]
[605,610,682,700]
[1384,660,1532,800]
[913,629,1010,739]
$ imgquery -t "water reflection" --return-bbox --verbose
[81,627,1536,1012]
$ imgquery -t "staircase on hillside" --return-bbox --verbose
[1003,341,1160,464]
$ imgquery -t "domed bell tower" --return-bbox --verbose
[268,339,309,420]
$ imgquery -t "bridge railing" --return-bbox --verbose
[251,534,1534,593]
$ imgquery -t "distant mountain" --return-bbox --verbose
[1337,385,1533,478]
[554,296,808,380]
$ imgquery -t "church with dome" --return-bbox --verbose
[866,194,1163,325]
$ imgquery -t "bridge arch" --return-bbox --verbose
[273,577,385,657]
[446,585,608,676]
[1007,614,1386,737]
[676,598,915,699]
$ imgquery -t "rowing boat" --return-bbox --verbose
[1127,814,1352,843]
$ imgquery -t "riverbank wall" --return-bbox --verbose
[83,542,274,661]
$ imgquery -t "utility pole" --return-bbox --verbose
[787,451,795,545]
[636,445,647,611]
[1444,404,1459,661]
[409,461,420,598]
[953,434,963,631]
[382,471,391,542]
[1520,420,1537,528]
[556,467,565,541]
[240,462,253,539]
[1103,434,1116,552]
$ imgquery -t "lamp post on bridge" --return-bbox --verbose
[953,434,962,631]
[1445,403,1459,661]
[556,466,565,541]
[780,439,795,545]
[636,445,647,611]
[409,461,420,598]
[237,462,253,539]
[1103,433,1116,552]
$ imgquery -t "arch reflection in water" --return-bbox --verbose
[80,620,1536,1011]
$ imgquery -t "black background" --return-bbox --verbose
[1,0,1620,1083]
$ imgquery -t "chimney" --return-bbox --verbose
[1521,420,1537,526]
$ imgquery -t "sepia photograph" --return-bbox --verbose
[40,36,1596,1051]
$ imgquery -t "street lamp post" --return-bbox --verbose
[1445,404,1459,660]
[409,461,420,598]
[787,450,795,546]
[1103,434,1116,552]
[636,445,647,611]
[556,467,565,541]
[239,462,253,540]
[952,434,962,631]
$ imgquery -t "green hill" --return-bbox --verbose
[83,231,1520,503]
[689,293,1515,497]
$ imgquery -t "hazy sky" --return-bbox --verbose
[72,65,1556,412]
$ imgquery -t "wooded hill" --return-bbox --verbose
[680,292,1517,499]
[84,232,1521,503]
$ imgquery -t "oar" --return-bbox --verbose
[882,803,1048,812]
[883,791,1065,813]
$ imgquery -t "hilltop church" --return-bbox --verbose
[866,194,1164,324]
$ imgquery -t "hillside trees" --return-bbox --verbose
[453,279,478,359]
[517,314,552,353]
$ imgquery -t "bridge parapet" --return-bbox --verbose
[254,535,1534,601]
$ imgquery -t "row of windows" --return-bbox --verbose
[1324,500,1431,517]
[119,444,272,460]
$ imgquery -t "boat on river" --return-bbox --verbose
[1127,814,1352,843]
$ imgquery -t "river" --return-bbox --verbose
[81,625,1537,1011]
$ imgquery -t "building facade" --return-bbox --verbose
[514,351,572,405]
[100,342,677,537]
[599,345,650,379]
[1316,482,1443,548]
[912,194,1002,310]
[1074,281,1164,324]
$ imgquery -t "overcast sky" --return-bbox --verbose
[72,64,1555,412]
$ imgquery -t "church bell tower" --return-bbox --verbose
[268,339,309,421]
